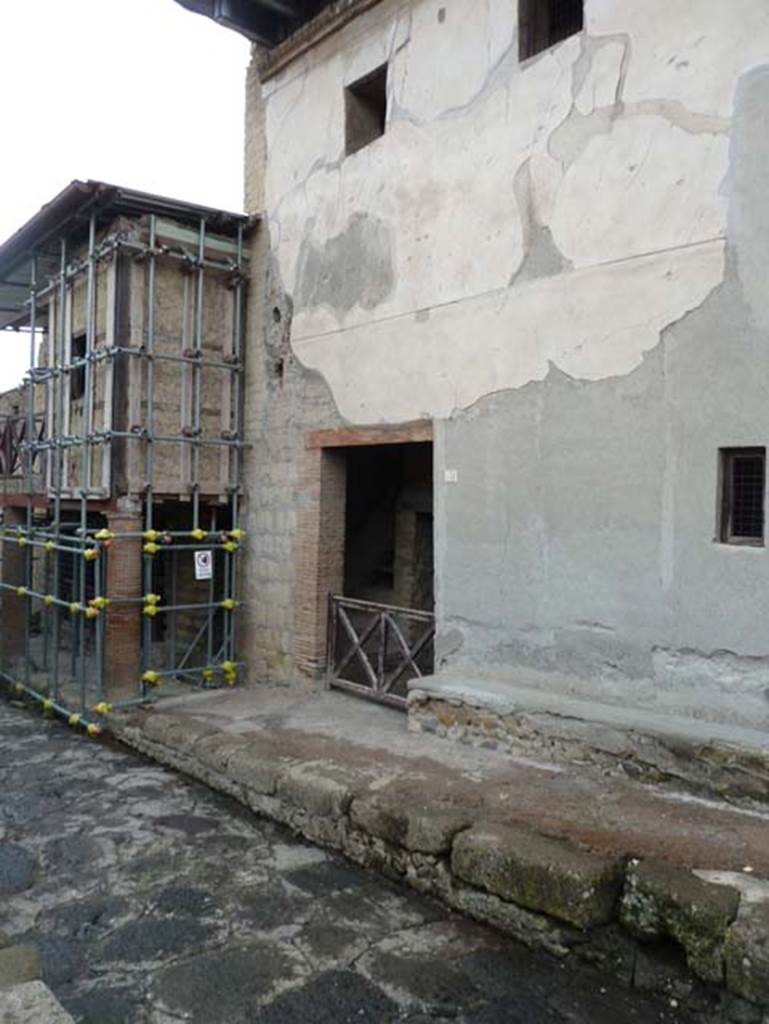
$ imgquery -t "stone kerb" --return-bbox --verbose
[106,709,768,1016]
[408,686,769,806]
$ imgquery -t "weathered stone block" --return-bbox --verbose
[277,763,366,819]
[194,733,251,774]
[0,945,41,990]
[451,824,621,930]
[350,794,470,854]
[620,859,740,983]
[227,747,284,796]
[0,981,75,1023]
[447,882,572,957]
[171,718,221,755]
[142,713,185,748]
[725,902,769,1007]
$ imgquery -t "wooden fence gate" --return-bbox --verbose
[326,595,435,709]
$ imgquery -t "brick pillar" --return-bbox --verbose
[294,446,346,677]
[104,504,143,702]
[1,506,27,671]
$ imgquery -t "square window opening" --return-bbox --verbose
[719,447,765,546]
[345,64,387,156]
[519,0,584,61]
[70,332,86,402]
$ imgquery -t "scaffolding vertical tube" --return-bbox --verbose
[78,211,97,712]
[23,254,38,693]
[168,546,177,674]
[192,217,206,533]
[206,507,216,670]
[50,237,67,704]
[141,215,158,690]
[228,222,245,669]
[94,543,105,705]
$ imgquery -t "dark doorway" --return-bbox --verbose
[327,441,435,708]
[343,442,433,612]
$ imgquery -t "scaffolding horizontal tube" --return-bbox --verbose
[27,349,241,377]
[143,601,234,613]
[108,431,243,448]
[0,582,102,611]
[0,534,93,553]
[27,433,243,450]
[0,672,99,728]
[144,662,245,679]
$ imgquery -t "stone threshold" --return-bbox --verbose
[408,675,769,806]
[106,701,769,1018]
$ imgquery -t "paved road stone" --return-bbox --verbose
[0,699,692,1023]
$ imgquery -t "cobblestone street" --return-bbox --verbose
[0,700,682,1023]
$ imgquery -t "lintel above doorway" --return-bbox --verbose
[306,420,432,450]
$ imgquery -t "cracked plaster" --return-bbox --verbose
[256,0,769,424]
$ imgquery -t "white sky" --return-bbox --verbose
[0,0,249,392]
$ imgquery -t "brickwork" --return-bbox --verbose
[239,218,347,682]
[294,446,346,676]
[104,507,143,701]
[244,47,266,216]
[1,507,27,666]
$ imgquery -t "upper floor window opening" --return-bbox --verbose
[519,0,584,61]
[345,64,387,156]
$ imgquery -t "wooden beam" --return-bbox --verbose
[307,420,432,450]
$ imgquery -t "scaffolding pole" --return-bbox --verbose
[0,205,247,725]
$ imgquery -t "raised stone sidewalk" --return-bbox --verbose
[106,684,769,1019]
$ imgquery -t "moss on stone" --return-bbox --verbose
[621,860,740,984]
[452,824,621,930]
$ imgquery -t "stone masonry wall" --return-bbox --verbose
[241,45,350,682]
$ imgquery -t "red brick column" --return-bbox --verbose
[104,507,143,702]
[294,446,346,678]
[1,506,27,670]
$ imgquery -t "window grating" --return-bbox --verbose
[719,448,765,545]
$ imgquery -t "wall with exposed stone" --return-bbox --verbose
[241,0,769,730]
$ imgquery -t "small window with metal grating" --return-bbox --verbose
[519,0,583,61]
[719,448,765,545]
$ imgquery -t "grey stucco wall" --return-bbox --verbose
[437,67,769,730]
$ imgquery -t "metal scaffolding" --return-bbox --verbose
[0,184,248,733]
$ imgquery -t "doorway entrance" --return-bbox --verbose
[327,440,435,708]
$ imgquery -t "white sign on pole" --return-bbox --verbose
[194,549,213,581]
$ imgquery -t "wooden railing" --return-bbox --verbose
[326,594,435,710]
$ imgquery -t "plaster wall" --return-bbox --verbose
[246,0,769,727]
[259,0,769,422]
